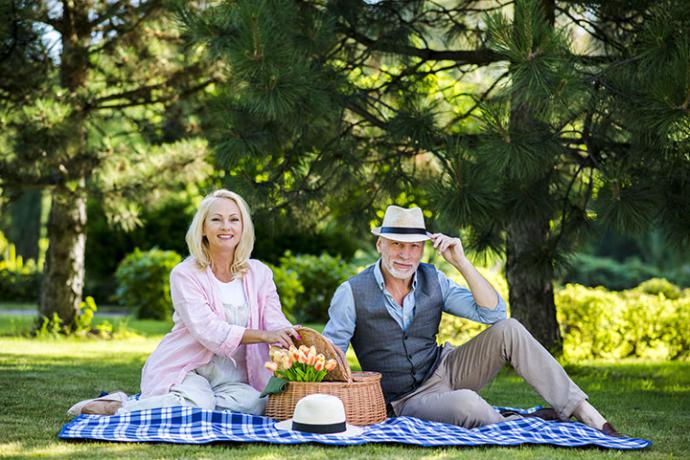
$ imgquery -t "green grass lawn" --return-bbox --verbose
[1,314,689,459]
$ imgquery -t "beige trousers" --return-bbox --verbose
[121,363,265,415]
[391,318,587,428]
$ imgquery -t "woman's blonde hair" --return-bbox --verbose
[185,189,255,277]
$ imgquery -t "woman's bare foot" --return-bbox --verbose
[67,391,128,416]
[82,400,123,415]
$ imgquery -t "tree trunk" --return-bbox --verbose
[504,0,562,354]
[38,2,91,327]
[505,215,562,354]
[39,180,87,326]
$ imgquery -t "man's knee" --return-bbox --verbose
[446,390,500,427]
[447,389,483,408]
[489,317,527,335]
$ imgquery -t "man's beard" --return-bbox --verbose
[382,258,417,280]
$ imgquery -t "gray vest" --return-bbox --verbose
[349,263,443,404]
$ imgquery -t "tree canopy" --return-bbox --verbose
[185,0,690,351]
[0,1,212,326]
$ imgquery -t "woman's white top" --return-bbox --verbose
[195,276,249,384]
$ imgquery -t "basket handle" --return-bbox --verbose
[331,339,353,383]
[293,326,353,383]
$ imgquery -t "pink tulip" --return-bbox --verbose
[297,350,308,364]
[265,361,278,372]
[314,360,324,371]
[325,359,337,371]
[289,346,300,362]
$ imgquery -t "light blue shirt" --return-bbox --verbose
[322,260,507,353]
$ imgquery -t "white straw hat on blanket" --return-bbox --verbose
[274,394,364,437]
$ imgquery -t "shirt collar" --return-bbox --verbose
[374,259,418,292]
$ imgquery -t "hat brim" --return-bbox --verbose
[274,419,364,437]
[372,227,431,243]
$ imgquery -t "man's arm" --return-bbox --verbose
[430,233,498,308]
[437,269,507,323]
[322,282,357,354]
[430,233,507,323]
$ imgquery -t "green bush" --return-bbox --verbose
[115,248,181,320]
[273,251,359,323]
[557,281,690,361]
[0,235,42,302]
[437,267,690,361]
[0,269,41,302]
[635,278,682,300]
[267,262,304,323]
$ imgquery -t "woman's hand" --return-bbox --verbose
[241,326,302,348]
[261,327,301,348]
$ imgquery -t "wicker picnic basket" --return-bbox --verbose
[264,327,387,426]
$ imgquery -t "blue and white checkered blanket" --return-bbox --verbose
[59,405,651,449]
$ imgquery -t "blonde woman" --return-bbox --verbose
[71,190,298,415]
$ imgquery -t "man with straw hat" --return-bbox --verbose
[323,205,620,435]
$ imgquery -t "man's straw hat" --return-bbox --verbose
[371,205,431,243]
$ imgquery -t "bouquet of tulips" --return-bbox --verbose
[265,345,338,382]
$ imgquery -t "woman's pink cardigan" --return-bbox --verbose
[140,257,292,398]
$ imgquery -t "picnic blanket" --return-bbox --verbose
[59,405,651,449]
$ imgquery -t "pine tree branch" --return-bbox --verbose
[556,5,628,55]
[23,2,62,33]
[89,71,216,111]
[340,25,503,65]
[88,0,164,55]
[344,99,388,130]
[88,0,129,28]
[444,70,509,128]
[553,162,586,250]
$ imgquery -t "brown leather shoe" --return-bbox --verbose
[525,407,560,421]
[600,422,623,437]
[500,407,560,421]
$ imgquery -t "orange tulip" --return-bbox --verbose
[288,345,298,357]
[297,349,308,364]
[265,361,278,372]
[325,359,337,371]
[281,355,293,370]
[314,360,324,371]
[306,347,318,366]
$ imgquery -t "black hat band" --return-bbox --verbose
[380,226,428,235]
[292,420,347,434]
